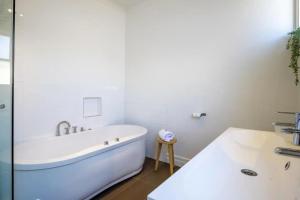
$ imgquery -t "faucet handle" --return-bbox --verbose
[65,127,70,135]
[282,128,300,145]
[80,127,85,132]
[277,112,300,130]
[277,111,296,115]
[72,126,78,133]
[282,128,300,134]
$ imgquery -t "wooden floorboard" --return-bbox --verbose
[92,157,179,200]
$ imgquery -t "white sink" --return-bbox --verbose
[148,128,300,200]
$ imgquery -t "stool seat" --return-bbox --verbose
[156,137,177,145]
[154,136,177,175]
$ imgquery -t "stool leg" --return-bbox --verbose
[171,144,175,168]
[155,142,162,171]
[168,144,174,175]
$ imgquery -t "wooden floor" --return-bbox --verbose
[93,158,179,200]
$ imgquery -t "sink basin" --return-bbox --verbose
[148,128,300,200]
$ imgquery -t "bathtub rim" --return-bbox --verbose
[14,125,147,171]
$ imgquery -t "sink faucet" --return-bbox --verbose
[296,113,300,130]
[278,112,300,145]
[56,121,71,136]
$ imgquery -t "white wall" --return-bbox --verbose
[125,0,298,163]
[14,0,126,142]
[14,0,300,163]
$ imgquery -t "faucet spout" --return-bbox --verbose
[56,121,71,136]
[278,112,300,146]
[296,113,300,130]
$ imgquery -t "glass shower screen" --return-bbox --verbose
[0,0,14,199]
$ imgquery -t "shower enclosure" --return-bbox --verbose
[0,0,14,199]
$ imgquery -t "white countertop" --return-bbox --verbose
[148,128,300,200]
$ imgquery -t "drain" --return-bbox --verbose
[285,161,291,170]
[241,169,258,176]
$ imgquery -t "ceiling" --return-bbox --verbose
[113,0,145,7]
[0,0,142,35]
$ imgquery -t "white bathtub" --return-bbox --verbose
[14,125,147,200]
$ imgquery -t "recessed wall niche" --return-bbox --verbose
[83,97,102,118]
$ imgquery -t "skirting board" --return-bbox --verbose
[147,153,190,167]
[164,153,190,167]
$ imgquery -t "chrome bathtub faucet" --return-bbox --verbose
[56,121,71,136]
[278,112,300,145]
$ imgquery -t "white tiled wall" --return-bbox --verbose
[14,0,126,142]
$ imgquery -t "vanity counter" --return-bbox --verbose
[148,128,300,200]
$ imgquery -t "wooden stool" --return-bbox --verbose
[154,137,177,175]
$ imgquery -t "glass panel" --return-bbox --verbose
[0,0,13,199]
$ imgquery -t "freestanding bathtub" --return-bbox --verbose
[14,125,147,200]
